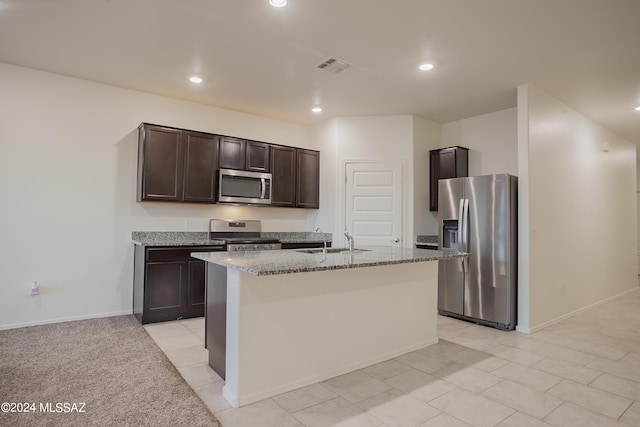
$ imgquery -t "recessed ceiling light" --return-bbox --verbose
[189,76,203,84]
[311,106,323,113]
[635,106,640,111]
[269,0,287,7]
[419,63,434,71]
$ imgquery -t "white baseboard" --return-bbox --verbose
[0,310,132,331]
[223,336,439,408]
[523,287,639,334]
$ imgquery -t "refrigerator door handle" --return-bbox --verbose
[458,199,464,272]
[463,198,469,271]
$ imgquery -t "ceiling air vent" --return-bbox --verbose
[316,57,351,74]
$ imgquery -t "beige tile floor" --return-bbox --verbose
[144,288,640,427]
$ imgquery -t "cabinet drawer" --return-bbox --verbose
[146,246,224,262]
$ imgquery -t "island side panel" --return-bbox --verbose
[206,263,227,380]
[222,261,438,407]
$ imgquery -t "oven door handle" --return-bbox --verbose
[261,178,266,199]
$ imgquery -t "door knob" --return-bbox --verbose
[393,238,400,243]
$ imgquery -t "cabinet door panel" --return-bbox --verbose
[188,260,206,309]
[218,137,245,170]
[139,125,183,201]
[296,149,320,208]
[429,146,468,211]
[146,262,186,312]
[246,141,270,172]
[183,132,218,203]
[438,150,457,179]
[270,146,296,206]
[429,151,439,211]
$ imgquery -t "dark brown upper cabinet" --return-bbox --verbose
[218,136,245,170]
[429,146,469,211]
[137,123,318,208]
[270,146,320,209]
[137,123,218,203]
[270,145,296,207]
[246,140,270,172]
[296,149,320,209]
[183,131,219,203]
[219,137,270,172]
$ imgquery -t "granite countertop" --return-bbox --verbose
[131,231,332,246]
[131,231,225,246]
[191,246,467,276]
[261,232,332,244]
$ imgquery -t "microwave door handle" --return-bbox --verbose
[261,178,266,199]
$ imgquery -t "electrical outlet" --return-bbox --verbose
[30,281,39,296]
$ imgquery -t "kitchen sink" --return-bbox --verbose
[296,248,371,254]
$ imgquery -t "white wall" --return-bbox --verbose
[441,107,518,176]
[0,62,317,329]
[312,115,441,247]
[411,107,519,235]
[310,118,339,237]
[637,149,640,274]
[413,117,442,236]
[518,84,637,332]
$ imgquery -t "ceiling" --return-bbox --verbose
[1,0,639,143]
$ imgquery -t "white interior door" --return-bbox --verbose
[345,162,403,247]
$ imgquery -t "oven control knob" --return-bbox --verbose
[254,245,260,250]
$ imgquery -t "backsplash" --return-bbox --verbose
[416,235,438,244]
[261,232,332,243]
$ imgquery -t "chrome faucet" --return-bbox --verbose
[344,231,354,252]
[322,239,328,254]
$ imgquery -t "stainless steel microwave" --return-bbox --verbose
[218,168,272,205]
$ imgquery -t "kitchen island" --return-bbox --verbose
[191,246,466,407]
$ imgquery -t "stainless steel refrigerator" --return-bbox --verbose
[437,174,517,330]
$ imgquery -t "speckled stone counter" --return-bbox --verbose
[261,231,332,244]
[131,231,225,247]
[131,231,332,246]
[191,246,465,276]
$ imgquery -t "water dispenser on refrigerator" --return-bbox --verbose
[441,220,459,251]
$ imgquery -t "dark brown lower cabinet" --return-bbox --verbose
[280,241,331,250]
[206,263,228,380]
[133,245,224,324]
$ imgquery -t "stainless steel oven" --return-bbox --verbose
[209,219,281,252]
[218,168,272,205]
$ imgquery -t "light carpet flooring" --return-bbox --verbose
[145,288,640,427]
